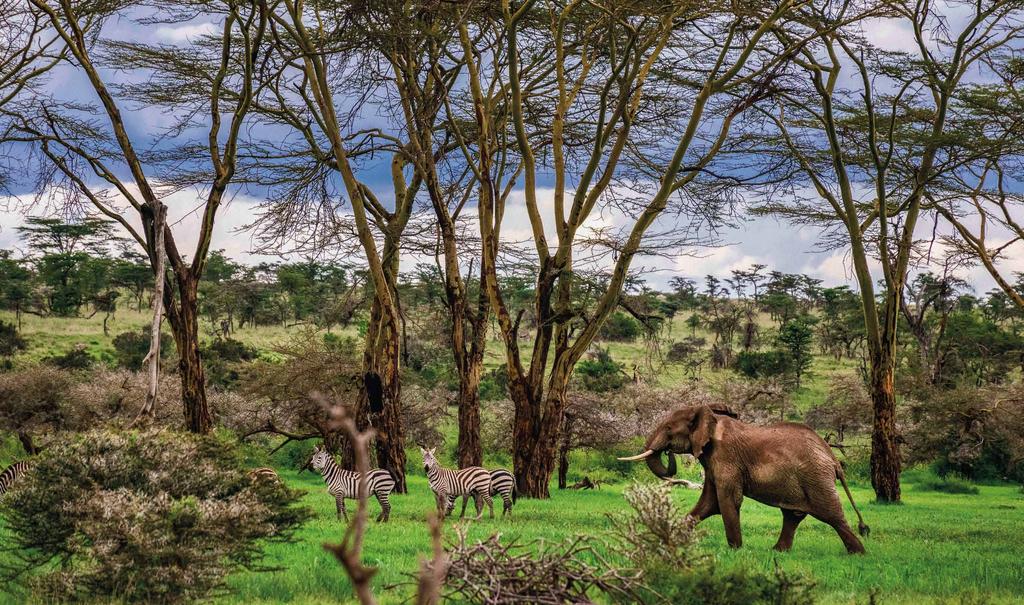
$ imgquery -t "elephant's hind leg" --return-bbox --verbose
[773,509,806,552]
[809,508,865,554]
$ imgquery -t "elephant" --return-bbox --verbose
[619,404,869,554]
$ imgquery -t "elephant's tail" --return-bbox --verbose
[837,464,870,537]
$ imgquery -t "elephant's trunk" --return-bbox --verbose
[644,450,677,478]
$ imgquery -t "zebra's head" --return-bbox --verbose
[310,445,332,473]
[420,447,438,472]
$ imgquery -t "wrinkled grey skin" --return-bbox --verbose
[629,405,869,554]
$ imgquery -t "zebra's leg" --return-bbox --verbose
[458,494,470,519]
[375,491,390,523]
[485,491,494,519]
[445,495,455,517]
[336,496,348,522]
[473,491,485,519]
[502,493,513,516]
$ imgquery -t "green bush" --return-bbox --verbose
[0,320,26,359]
[733,350,790,380]
[112,328,172,371]
[202,337,259,390]
[0,429,310,603]
[46,346,95,370]
[914,473,980,495]
[642,562,817,605]
[575,348,627,392]
[599,311,643,342]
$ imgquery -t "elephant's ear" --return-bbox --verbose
[689,405,718,458]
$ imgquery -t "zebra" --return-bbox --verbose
[0,461,30,496]
[309,445,395,523]
[446,468,517,517]
[421,447,492,519]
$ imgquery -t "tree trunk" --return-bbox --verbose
[456,365,483,468]
[358,296,407,493]
[869,294,902,503]
[557,415,573,490]
[166,278,212,434]
[868,355,901,502]
[368,326,406,493]
[512,365,571,499]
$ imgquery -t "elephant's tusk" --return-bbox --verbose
[617,449,655,462]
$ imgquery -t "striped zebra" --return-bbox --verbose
[0,461,30,496]
[446,468,517,517]
[310,445,395,523]
[421,447,492,520]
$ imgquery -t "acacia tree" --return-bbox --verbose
[753,0,1024,501]
[930,54,1024,310]
[451,0,819,497]
[246,0,477,489]
[10,0,273,433]
[0,0,67,177]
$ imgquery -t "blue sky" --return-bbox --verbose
[1,6,1021,297]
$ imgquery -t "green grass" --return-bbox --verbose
[4,442,1022,604]
[216,473,1024,604]
[3,310,1023,603]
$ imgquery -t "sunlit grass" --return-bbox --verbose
[223,473,1024,604]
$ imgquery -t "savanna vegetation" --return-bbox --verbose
[1,0,1024,604]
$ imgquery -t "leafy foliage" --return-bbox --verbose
[575,347,628,392]
[112,328,172,371]
[0,429,310,603]
[600,312,643,342]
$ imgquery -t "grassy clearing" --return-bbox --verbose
[6,452,1017,604]
[3,312,1022,603]
[220,472,1024,605]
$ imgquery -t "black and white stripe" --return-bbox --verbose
[447,468,517,517]
[0,461,30,496]
[421,447,492,519]
[310,445,395,522]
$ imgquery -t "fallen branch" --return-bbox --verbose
[661,478,703,490]
[569,476,603,490]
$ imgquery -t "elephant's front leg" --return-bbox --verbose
[686,482,720,522]
[715,481,743,548]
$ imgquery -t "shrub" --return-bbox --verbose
[46,345,95,370]
[0,320,26,359]
[733,350,790,380]
[804,375,871,443]
[0,365,74,453]
[613,483,816,605]
[666,337,706,362]
[0,429,310,603]
[575,347,627,392]
[599,311,643,342]
[112,328,172,371]
[233,330,364,451]
[202,337,259,390]
[903,384,1024,483]
[479,366,508,401]
[914,473,980,495]
[612,482,705,571]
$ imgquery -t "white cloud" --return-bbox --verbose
[154,22,218,44]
